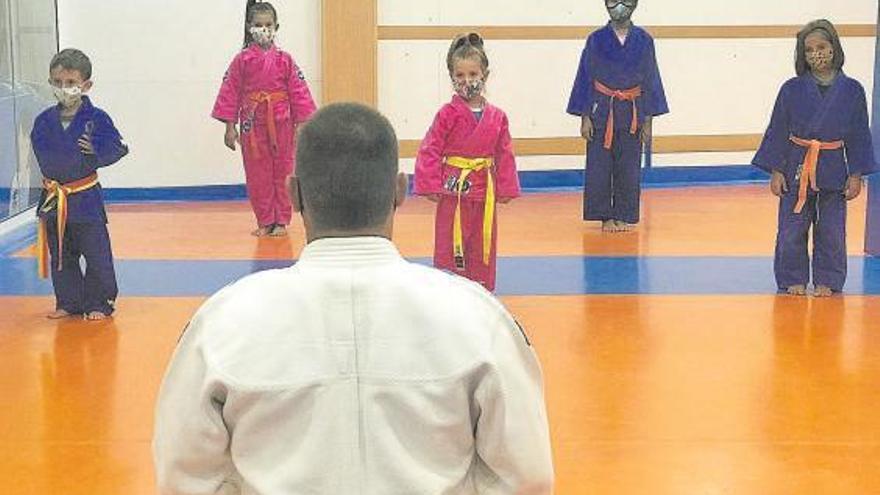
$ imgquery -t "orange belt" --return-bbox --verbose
[789,136,844,214]
[247,91,289,158]
[594,81,642,150]
[37,173,100,278]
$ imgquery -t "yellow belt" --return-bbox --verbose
[445,156,494,268]
[37,173,100,278]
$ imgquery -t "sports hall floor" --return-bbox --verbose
[0,184,878,494]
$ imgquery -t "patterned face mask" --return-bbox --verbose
[806,49,834,71]
[453,78,485,100]
[52,85,83,108]
[250,26,276,46]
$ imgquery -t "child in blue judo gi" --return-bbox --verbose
[567,0,668,232]
[753,20,877,297]
[31,48,128,319]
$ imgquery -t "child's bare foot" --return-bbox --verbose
[786,285,807,296]
[251,226,272,237]
[614,220,636,232]
[602,220,616,232]
[84,311,110,321]
[47,309,75,319]
[814,285,834,297]
[269,224,288,237]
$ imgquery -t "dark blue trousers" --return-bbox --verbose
[775,189,847,292]
[46,217,118,315]
[583,130,642,224]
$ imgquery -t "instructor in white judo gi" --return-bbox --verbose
[153,103,554,494]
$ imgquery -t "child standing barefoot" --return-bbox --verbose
[212,0,317,237]
[753,20,877,296]
[31,49,129,320]
[414,33,520,292]
[567,0,668,232]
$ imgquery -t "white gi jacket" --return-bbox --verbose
[153,237,553,494]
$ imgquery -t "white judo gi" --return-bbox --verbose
[153,237,553,495]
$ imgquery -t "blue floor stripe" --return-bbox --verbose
[3,255,880,297]
[0,219,36,257]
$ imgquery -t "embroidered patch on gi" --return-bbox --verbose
[514,319,532,347]
[444,175,471,194]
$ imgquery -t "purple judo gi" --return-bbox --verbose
[567,22,668,224]
[31,96,128,315]
[753,73,877,292]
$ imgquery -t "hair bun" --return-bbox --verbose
[452,32,484,51]
[466,32,484,48]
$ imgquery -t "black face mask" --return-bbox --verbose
[606,0,637,22]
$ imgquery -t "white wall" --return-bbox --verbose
[379,0,877,26]
[57,0,321,188]
[54,1,878,188]
[379,0,878,173]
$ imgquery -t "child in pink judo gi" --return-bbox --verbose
[414,33,521,292]
[212,0,317,237]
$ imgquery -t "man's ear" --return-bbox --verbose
[288,175,304,213]
[394,173,408,209]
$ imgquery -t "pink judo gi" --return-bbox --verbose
[414,95,521,291]
[212,43,317,227]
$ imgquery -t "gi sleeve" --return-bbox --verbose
[566,38,594,117]
[153,320,239,495]
[413,107,454,195]
[472,312,554,494]
[494,112,521,199]
[643,37,669,118]
[752,84,791,174]
[29,115,50,172]
[89,110,129,169]
[287,60,318,126]
[212,53,244,123]
[844,81,877,176]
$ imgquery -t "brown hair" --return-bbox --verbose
[446,32,489,77]
[795,19,845,76]
[50,48,92,80]
[243,0,278,48]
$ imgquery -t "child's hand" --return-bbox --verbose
[580,116,594,141]
[845,175,863,201]
[770,170,788,197]
[426,194,442,203]
[78,134,95,155]
[224,127,239,151]
[497,197,513,204]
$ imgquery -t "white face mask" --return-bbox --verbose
[250,26,276,46]
[52,85,83,108]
